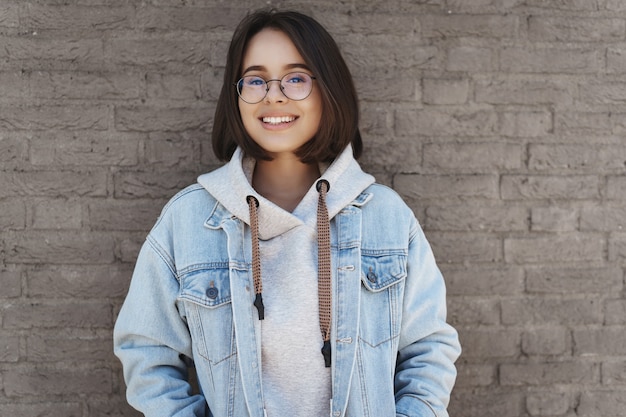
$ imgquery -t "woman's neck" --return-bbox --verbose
[252,154,320,212]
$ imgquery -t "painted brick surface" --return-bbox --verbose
[1,1,625,416]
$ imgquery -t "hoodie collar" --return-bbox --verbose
[197,146,375,240]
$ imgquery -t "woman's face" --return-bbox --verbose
[238,28,323,159]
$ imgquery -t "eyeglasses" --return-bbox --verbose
[235,72,317,104]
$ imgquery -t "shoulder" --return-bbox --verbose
[362,183,414,219]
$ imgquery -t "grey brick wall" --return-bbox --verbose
[1,1,624,416]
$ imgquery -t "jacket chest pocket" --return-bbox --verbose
[359,253,407,348]
[178,267,236,365]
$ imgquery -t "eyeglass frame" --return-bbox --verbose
[234,72,317,104]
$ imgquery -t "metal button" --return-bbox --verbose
[206,287,219,299]
[367,267,377,283]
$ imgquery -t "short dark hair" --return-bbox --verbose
[212,9,363,163]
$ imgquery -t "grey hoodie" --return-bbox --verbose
[198,146,374,416]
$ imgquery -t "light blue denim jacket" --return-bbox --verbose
[114,149,460,417]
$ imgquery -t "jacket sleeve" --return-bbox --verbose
[394,217,461,417]
[113,236,207,417]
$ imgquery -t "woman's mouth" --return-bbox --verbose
[261,116,297,125]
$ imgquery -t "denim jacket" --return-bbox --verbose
[114,150,460,417]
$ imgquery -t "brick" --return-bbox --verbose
[580,81,626,105]
[446,46,494,72]
[529,144,626,172]
[0,334,21,362]
[499,109,552,137]
[114,105,211,132]
[421,14,518,38]
[146,131,203,167]
[4,366,112,396]
[360,136,422,173]
[0,4,19,28]
[0,199,26,229]
[119,234,145,263]
[422,78,469,104]
[425,204,527,232]
[574,327,626,355]
[5,231,116,264]
[525,391,570,416]
[423,142,522,172]
[441,265,524,296]
[602,360,626,384]
[31,198,82,230]
[555,112,612,134]
[521,327,569,355]
[341,35,440,70]
[0,170,108,198]
[113,170,198,199]
[0,105,109,131]
[608,46,626,74]
[26,264,132,299]
[396,108,497,137]
[449,390,524,417]
[609,234,626,264]
[500,46,603,74]
[395,174,498,200]
[88,199,164,231]
[447,297,500,326]
[522,0,600,10]
[0,266,22,298]
[20,4,133,30]
[105,36,210,66]
[334,12,420,36]
[581,206,626,232]
[605,300,626,325]
[27,330,115,362]
[606,0,626,11]
[458,328,519,358]
[146,73,201,100]
[136,6,243,31]
[531,206,578,232]
[475,76,574,106]
[30,131,141,167]
[607,176,626,200]
[500,361,599,386]
[528,16,625,42]
[505,234,604,264]
[0,71,29,98]
[0,403,82,417]
[526,266,622,294]
[502,297,603,325]
[0,133,29,166]
[30,71,142,99]
[0,37,103,63]
[427,233,502,263]
[454,364,496,388]
[355,69,421,103]
[501,175,600,200]
[360,105,393,136]
[2,301,112,329]
[578,391,626,417]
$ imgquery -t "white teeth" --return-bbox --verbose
[262,116,296,125]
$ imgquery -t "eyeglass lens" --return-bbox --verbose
[237,72,314,103]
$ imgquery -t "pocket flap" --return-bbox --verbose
[360,254,407,292]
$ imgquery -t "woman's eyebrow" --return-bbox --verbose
[241,63,312,75]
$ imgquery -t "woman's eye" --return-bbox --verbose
[285,74,306,84]
[245,77,265,86]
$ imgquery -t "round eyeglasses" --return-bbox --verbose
[235,72,317,104]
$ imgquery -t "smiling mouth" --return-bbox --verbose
[262,116,297,125]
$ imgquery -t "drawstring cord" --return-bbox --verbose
[246,179,333,367]
[247,195,264,320]
[316,180,332,368]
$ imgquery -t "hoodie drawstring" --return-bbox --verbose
[247,195,265,320]
[245,178,333,368]
[316,179,332,368]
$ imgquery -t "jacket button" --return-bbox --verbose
[206,287,219,299]
[367,267,377,283]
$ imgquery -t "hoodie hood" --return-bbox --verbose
[197,146,375,240]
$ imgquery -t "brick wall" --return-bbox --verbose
[1,1,624,416]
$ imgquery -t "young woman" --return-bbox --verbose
[114,9,460,417]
